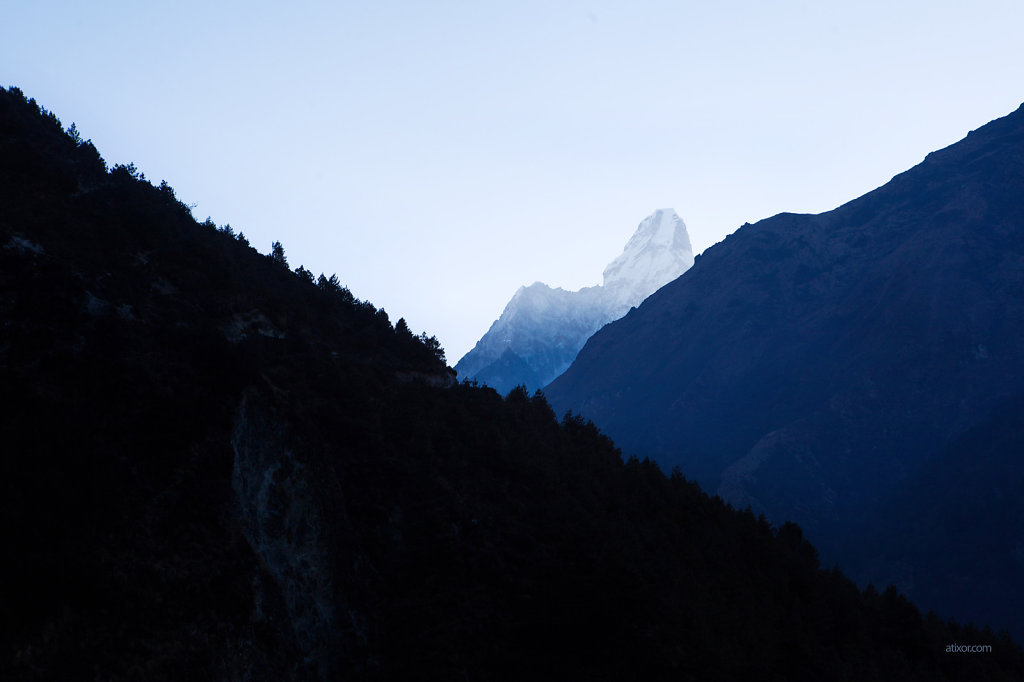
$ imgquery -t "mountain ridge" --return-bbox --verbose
[546,100,1024,636]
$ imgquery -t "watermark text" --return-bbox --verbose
[945,643,992,653]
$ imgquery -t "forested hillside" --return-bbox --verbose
[1,86,1020,681]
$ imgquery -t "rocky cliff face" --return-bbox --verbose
[546,103,1024,636]
[231,391,340,680]
[455,209,693,393]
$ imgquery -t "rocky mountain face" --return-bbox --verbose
[5,86,1024,681]
[455,209,693,394]
[546,103,1024,637]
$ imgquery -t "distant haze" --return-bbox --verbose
[4,0,1023,360]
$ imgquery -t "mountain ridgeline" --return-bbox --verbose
[2,86,1022,680]
[455,209,693,393]
[546,101,1024,638]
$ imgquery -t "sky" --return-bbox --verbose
[4,1,1024,362]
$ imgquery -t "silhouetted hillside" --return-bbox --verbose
[852,390,1024,638]
[2,86,1022,681]
[546,101,1024,637]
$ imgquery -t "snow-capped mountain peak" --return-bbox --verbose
[601,209,694,313]
[455,209,694,393]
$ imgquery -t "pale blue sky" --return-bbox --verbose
[4,1,1023,361]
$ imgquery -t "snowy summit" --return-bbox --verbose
[455,209,694,393]
[602,208,694,316]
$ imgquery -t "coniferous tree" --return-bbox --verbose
[418,332,446,363]
[294,265,314,283]
[270,241,288,268]
[67,122,82,145]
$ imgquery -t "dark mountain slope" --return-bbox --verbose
[851,389,1024,638]
[2,87,1022,680]
[546,103,1024,634]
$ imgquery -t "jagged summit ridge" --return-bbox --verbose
[455,209,693,393]
[603,209,692,286]
[602,208,694,314]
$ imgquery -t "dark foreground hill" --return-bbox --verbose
[2,87,1022,681]
[546,102,1024,637]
